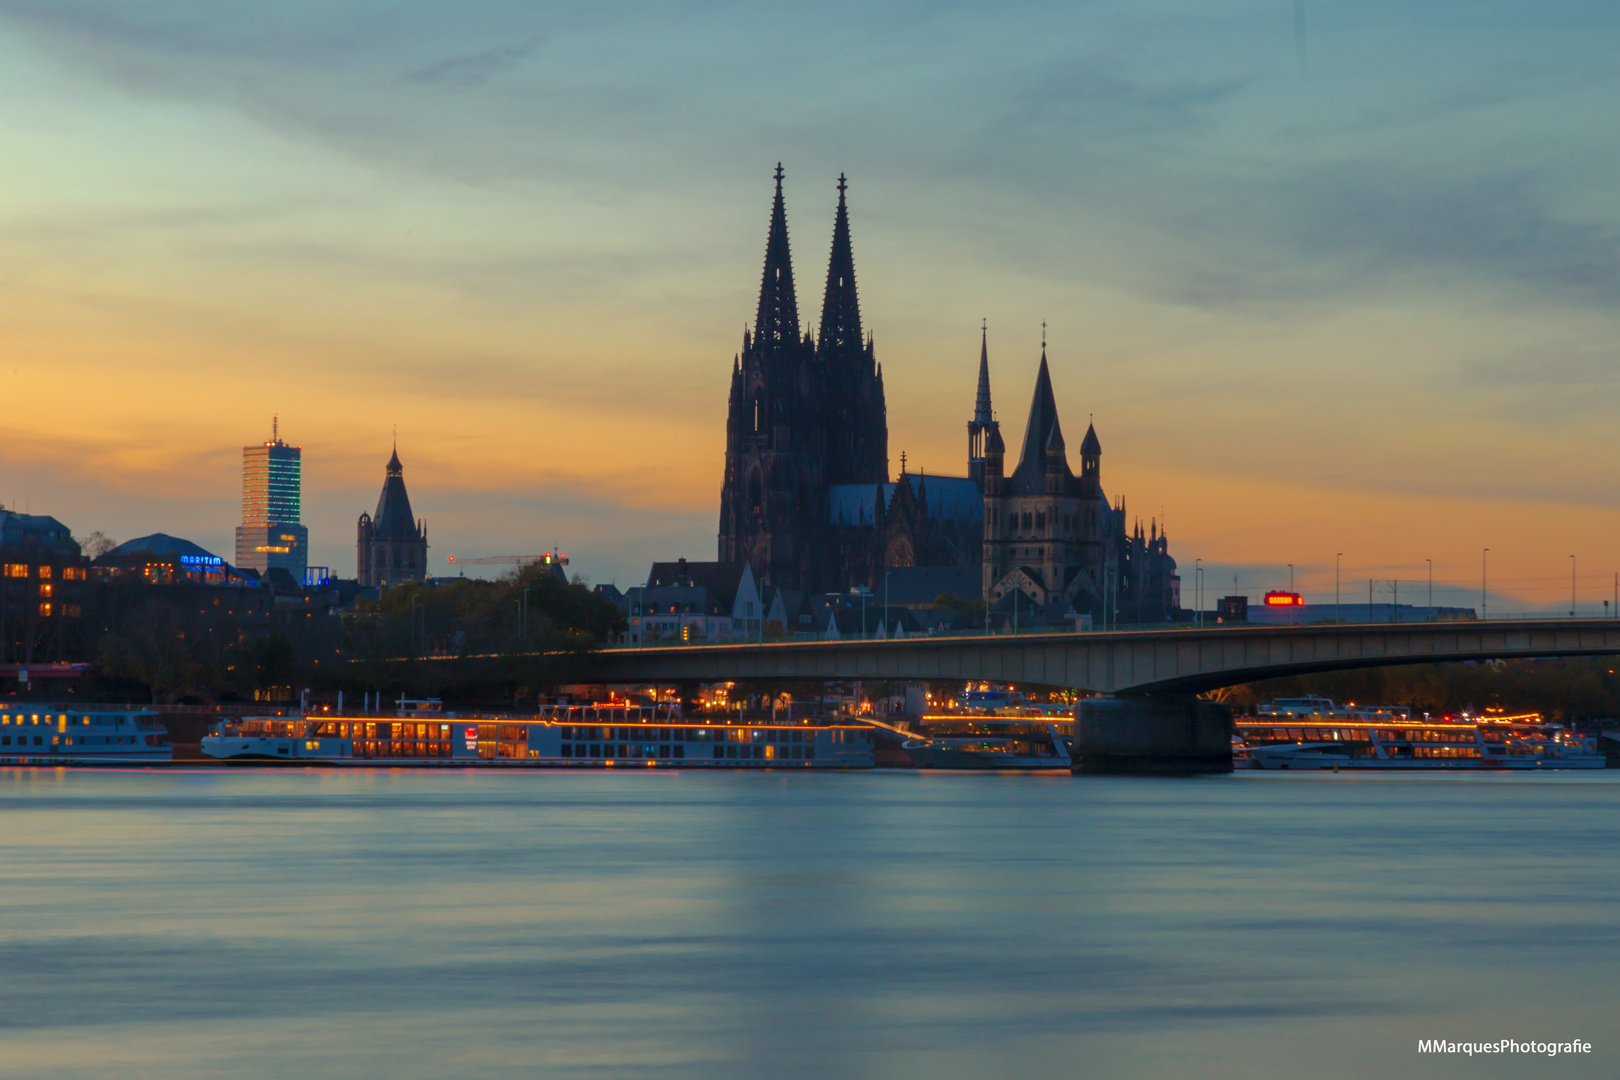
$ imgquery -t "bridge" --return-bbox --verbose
[589,619,1620,774]
[588,618,1620,694]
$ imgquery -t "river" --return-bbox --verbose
[2,768,1615,1078]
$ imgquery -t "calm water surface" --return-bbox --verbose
[1,768,1616,1079]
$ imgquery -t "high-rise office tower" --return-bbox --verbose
[234,416,309,580]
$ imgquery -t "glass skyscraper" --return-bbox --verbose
[235,417,309,579]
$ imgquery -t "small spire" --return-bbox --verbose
[271,414,279,444]
[900,450,907,474]
[973,322,993,424]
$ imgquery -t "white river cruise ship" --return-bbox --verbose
[1237,698,1604,770]
[202,703,874,768]
[0,705,172,765]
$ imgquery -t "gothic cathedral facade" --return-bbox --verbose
[716,166,1178,623]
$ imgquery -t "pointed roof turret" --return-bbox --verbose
[754,164,800,351]
[1080,421,1101,457]
[374,447,419,539]
[817,173,862,360]
[1044,413,1066,457]
[973,323,993,425]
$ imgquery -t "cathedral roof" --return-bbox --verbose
[1009,351,1074,494]
[372,450,421,540]
[754,164,801,352]
[828,475,985,526]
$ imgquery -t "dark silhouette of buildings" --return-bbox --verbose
[713,165,1179,622]
[717,167,986,593]
[357,446,428,588]
[717,168,889,592]
[982,348,1179,624]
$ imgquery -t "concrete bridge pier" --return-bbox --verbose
[1071,695,1234,775]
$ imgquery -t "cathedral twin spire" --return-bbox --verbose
[754,164,801,351]
[752,165,870,364]
[817,174,863,359]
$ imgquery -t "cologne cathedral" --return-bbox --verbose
[716,167,1179,624]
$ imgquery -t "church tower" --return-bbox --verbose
[357,444,428,588]
[718,167,892,592]
[818,174,887,489]
[718,166,821,589]
[982,345,1109,619]
[967,325,996,491]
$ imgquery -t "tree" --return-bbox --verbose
[73,532,117,558]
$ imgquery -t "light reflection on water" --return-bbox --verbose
[1,768,1617,1079]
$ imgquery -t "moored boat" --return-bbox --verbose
[1238,700,1604,770]
[899,702,1074,770]
[0,705,172,765]
[202,703,874,768]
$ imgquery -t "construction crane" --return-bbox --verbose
[447,552,568,567]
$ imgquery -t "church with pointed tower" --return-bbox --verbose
[717,167,983,593]
[356,444,429,588]
[980,337,1179,624]
[714,165,1178,623]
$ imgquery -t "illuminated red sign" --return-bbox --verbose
[1263,591,1305,607]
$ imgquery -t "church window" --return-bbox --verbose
[1036,512,1045,531]
[1022,512,1032,531]
[1007,513,1016,532]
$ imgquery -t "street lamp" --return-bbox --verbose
[1335,553,1342,624]
[1195,558,1202,629]
[1426,558,1432,621]
[1570,555,1576,617]
[1482,548,1489,621]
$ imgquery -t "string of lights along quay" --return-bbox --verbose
[201,704,874,768]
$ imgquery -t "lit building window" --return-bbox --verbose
[38,583,53,598]
[4,564,26,578]
[38,603,52,618]
[61,567,86,581]
[62,604,82,617]
[37,566,52,579]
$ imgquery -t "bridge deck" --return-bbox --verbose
[586,619,1620,693]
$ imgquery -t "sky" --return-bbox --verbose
[2,1,1618,612]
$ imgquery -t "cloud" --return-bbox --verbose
[404,37,541,89]
[1271,166,1620,304]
